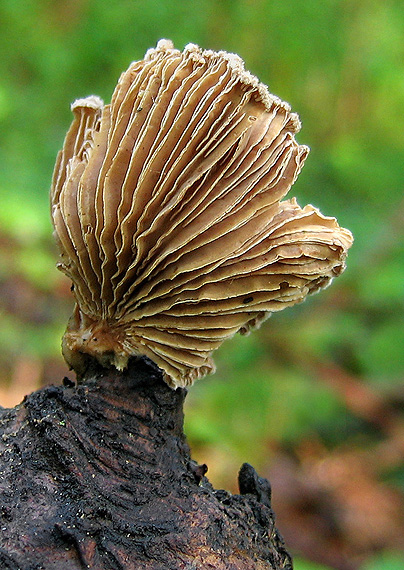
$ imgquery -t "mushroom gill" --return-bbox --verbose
[51,39,353,388]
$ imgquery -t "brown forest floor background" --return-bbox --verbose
[1,2,404,569]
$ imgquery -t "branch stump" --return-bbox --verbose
[0,357,292,569]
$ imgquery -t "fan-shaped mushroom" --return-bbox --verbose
[51,39,353,388]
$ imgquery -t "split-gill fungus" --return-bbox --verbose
[51,39,353,388]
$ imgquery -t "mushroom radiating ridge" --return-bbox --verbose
[51,39,353,388]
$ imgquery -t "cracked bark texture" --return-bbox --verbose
[0,357,292,569]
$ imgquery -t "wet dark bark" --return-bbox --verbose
[0,357,292,569]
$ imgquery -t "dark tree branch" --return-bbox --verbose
[0,357,292,569]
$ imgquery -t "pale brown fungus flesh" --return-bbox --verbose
[51,39,353,388]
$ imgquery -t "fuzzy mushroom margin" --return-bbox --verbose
[51,39,353,388]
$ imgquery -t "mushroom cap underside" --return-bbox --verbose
[51,39,353,388]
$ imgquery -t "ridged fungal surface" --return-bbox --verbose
[51,39,353,388]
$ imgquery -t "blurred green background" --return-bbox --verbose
[0,1,403,569]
